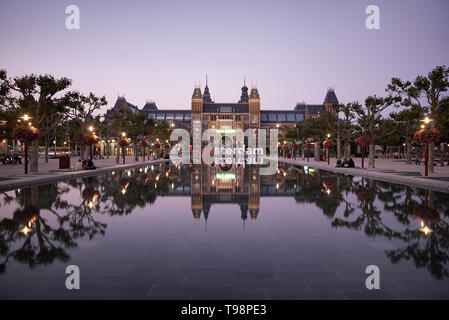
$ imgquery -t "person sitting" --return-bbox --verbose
[82,159,96,170]
[335,159,342,167]
[347,158,355,168]
[74,159,83,171]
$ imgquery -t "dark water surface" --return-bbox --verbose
[1,163,448,299]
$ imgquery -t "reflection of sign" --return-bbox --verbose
[303,166,315,175]
[216,173,236,180]
[216,129,236,134]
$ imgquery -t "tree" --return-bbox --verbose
[0,70,72,172]
[387,66,449,173]
[65,92,107,161]
[390,106,425,163]
[123,110,151,161]
[352,95,399,168]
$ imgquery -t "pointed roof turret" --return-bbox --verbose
[249,85,260,100]
[192,85,203,100]
[324,87,338,104]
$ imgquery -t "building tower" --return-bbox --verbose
[249,86,260,130]
[191,84,203,130]
[323,87,339,114]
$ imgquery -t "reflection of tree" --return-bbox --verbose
[385,190,449,279]
[282,163,449,279]
[328,176,449,279]
[331,178,409,242]
[0,187,75,273]
[292,165,355,219]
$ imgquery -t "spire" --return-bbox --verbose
[203,75,212,103]
[239,76,249,103]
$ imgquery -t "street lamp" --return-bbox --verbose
[420,116,433,176]
[88,126,94,132]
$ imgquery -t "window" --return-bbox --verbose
[261,113,268,122]
[295,113,304,122]
[220,106,232,113]
[185,114,191,121]
[156,114,165,120]
[166,113,174,120]
[287,114,296,122]
[175,114,184,120]
[236,115,241,121]
[278,113,287,122]
[268,113,277,122]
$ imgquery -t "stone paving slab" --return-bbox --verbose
[275,157,449,193]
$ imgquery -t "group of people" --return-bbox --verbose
[335,157,355,168]
[74,159,96,171]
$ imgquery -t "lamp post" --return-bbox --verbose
[88,126,94,160]
[122,132,126,164]
[14,114,39,175]
[327,134,331,165]
[420,117,433,177]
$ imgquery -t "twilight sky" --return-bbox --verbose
[1,0,448,114]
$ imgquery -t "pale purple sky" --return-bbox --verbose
[1,0,448,114]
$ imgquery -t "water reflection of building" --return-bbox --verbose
[191,164,260,224]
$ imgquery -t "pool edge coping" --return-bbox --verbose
[0,159,168,192]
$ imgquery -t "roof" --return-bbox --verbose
[113,97,140,114]
[192,86,203,99]
[307,104,326,115]
[203,103,249,113]
[294,103,326,115]
[142,101,158,111]
[324,88,338,104]
[249,87,260,100]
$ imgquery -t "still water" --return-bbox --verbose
[0,163,448,299]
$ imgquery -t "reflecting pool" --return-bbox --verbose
[1,163,449,299]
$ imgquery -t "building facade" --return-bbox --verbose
[107,83,339,139]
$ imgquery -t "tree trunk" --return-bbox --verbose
[405,138,412,164]
[30,139,39,172]
[343,142,350,157]
[80,144,85,161]
[368,143,375,168]
[301,139,305,159]
[337,135,341,160]
[134,144,139,161]
[44,135,49,163]
[428,142,434,173]
[115,139,120,164]
[314,140,320,161]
